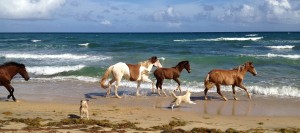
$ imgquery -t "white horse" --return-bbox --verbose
[100,56,162,98]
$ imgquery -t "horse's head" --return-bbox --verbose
[18,64,30,81]
[149,56,162,68]
[181,61,191,73]
[245,62,257,76]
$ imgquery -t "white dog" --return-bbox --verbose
[170,90,196,110]
[80,100,89,120]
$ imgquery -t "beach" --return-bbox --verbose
[1,81,300,133]
[0,32,300,132]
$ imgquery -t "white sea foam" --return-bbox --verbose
[249,85,300,97]
[31,39,42,42]
[78,43,89,46]
[174,37,263,42]
[262,53,300,59]
[27,65,85,75]
[245,34,257,37]
[265,45,295,49]
[1,53,112,61]
[52,76,99,82]
[241,53,300,59]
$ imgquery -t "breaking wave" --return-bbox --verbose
[265,45,295,49]
[27,65,85,75]
[174,37,263,42]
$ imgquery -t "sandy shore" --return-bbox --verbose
[1,81,300,132]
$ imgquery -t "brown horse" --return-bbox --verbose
[204,62,257,101]
[0,62,30,102]
[154,61,191,96]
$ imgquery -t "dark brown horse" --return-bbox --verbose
[0,62,30,102]
[204,62,257,101]
[154,61,191,96]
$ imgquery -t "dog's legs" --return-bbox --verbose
[162,89,167,97]
[86,111,89,120]
[188,101,196,104]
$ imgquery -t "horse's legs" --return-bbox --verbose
[106,78,115,97]
[156,78,162,96]
[136,81,141,96]
[114,78,122,99]
[216,84,227,101]
[173,78,181,94]
[204,88,209,100]
[232,85,238,100]
[3,83,17,102]
[142,78,155,93]
[237,84,251,100]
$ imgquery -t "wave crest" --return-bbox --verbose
[174,37,263,42]
[27,65,85,75]
[265,45,294,49]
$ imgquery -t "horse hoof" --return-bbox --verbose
[116,96,122,99]
[223,97,228,101]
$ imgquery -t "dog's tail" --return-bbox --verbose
[171,90,178,99]
[204,74,214,89]
[100,65,113,89]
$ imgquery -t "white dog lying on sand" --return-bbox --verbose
[170,90,196,110]
[80,100,89,120]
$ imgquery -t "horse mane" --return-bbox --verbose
[138,60,152,67]
[176,61,189,66]
[232,64,245,72]
[1,62,25,68]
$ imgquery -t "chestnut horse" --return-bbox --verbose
[204,62,257,101]
[100,56,162,98]
[154,61,191,96]
[0,62,30,102]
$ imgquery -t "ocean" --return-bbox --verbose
[0,32,299,98]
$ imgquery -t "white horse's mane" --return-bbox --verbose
[232,64,245,72]
[138,59,152,67]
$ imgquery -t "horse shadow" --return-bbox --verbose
[84,92,107,99]
[190,96,222,101]
[68,114,80,119]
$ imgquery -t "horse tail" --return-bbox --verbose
[171,90,178,99]
[100,66,113,89]
[204,74,214,89]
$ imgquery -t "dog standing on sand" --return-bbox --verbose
[170,90,196,110]
[80,100,89,120]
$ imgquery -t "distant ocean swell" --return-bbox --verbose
[0,53,111,61]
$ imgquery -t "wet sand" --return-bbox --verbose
[1,81,300,132]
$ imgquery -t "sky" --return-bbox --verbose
[0,0,300,32]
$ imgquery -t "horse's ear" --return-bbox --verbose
[150,56,158,63]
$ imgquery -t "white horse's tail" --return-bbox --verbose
[100,66,113,89]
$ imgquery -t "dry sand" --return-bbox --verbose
[0,81,300,132]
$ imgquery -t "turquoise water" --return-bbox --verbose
[0,32,299,97]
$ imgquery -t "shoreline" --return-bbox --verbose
[1,81,300,132]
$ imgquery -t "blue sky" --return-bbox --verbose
[0,0,300,32]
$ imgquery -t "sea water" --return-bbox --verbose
[0,32,299,98]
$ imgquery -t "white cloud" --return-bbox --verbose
[264,0,300,23]
[0,0,66,20]
[100,20,112,25]
[140,6,183,28]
